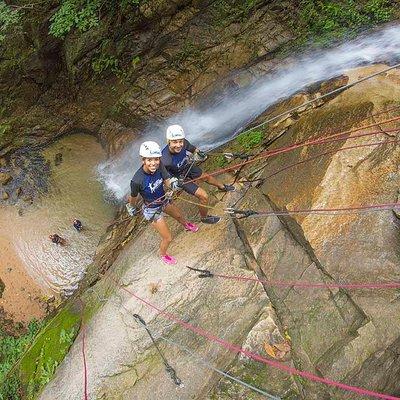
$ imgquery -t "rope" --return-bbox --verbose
[257,137,400,183]
[237,63,400,136]
[228,202,400,218]
[186,115,400,185]
[142,114,400,210]
[158,333,281,399]
[111,275,400,400]
[207,104,400,161]
[81,328,88,400]
[185,267,400,290]
[176,195,400,218]
[132,314,183,387]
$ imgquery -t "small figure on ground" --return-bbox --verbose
[161,124,235,225]
[73,219,83,231]
[49,234,66,245]
[126,141,199,265]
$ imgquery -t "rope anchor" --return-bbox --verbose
[132,314,184,388]
[186,266,214,278]
[225,207,258,219]
[223,152,251,160]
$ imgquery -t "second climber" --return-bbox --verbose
[161,124,235,224]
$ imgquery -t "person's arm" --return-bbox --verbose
[185,139,198,153]
[128,194,138,206]
[186,139,207,161]
[126,180,141,216]
[160,163,181,191]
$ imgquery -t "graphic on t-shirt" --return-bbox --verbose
[149,178,163,193]
[176,153,190,169]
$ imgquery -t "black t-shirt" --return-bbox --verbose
[161,139,196,176]
[130,164,171,207]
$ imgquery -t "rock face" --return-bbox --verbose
[38,65,400,399]
[3,0,400,398]
[211,66,400,399]
[0,1,297,157]
[39,198,284,399]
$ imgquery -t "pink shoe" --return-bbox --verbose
[161,254,177,265]
[184,222,199,232]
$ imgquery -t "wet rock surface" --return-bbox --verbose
[1,0,400,398]
[0,1,297,158]
[39,66,400,399]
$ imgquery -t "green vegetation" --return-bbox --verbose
[0,306,81,400]
[49,0,143,38]
[49,0,102,38]
[0,2,20,43]
[296,0,395,44]
[236,129,264,150]
[210,0,262,26]
[20,306,80,399]
[92,53,119,75]
[172,39,203,70]
[0,321,43,400]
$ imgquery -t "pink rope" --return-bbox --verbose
[113,278,399,400]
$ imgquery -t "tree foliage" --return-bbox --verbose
[49,0,142,38]
[0,2,21,43]
[297,0,394,43]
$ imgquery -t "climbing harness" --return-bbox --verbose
[132,314,184,388]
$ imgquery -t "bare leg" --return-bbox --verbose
[193,187,209,217]
[164,203,187,226]
[152,217,172,256]
[199,173,224,190]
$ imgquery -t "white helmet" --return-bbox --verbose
[139,141,162,158]
[166,124,185,141]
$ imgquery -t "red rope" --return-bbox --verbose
[252,202,400,217]
[144,119,400,208]
[112,277,399,400]
[210,272,400,289]
[81,327,88,400]
[191,117,400,184]
[264,138,400,180]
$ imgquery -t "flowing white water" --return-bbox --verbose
[98,24,400,200]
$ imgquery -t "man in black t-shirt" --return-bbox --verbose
[161,124,235,224]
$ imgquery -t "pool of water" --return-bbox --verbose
[0,134,116,294]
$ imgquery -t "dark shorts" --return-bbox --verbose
[181,165,203,195]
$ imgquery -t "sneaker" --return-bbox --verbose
[220,184,235,192]
[201,215,221,224]
[161,254,177,265]
[184,222,199,232]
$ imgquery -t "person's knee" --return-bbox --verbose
[197,191,208,203]
[164,234,172,244]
